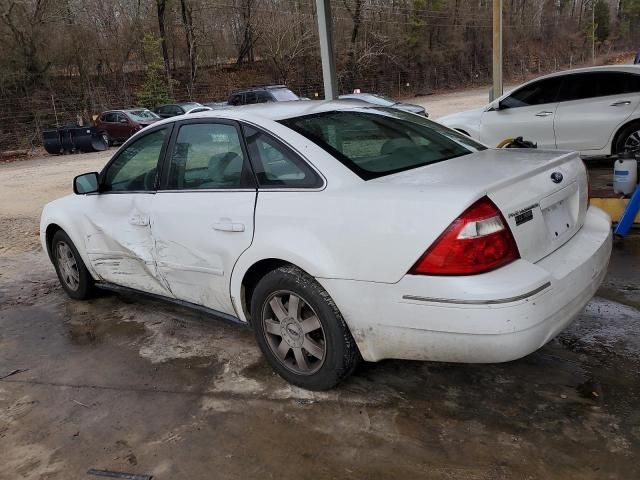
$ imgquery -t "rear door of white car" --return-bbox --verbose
[480,76,563,148]
[554,71,640,153]
[85,125,174,296]
[151,119,257,316]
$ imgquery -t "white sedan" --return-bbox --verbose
[439,65,640,157]
[40,101,612,390]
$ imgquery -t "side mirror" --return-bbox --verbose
[74,172,99,194]
[119,118,129,124]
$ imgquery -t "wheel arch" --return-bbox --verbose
[236,258,314,325]
[45,223,64,261]
[611,118,640,155]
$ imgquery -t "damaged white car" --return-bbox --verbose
[40,101,612,390]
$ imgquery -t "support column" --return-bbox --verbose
[492,0,503,101]
[316,0,338,100]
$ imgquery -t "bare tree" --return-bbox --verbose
[155,0,171,78]
[257,7,313,83]
[180,0,198,97]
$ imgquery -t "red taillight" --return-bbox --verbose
[409,197,520,276]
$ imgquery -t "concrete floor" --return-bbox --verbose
[0,232,639,479]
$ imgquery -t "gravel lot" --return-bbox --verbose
[1,86,639,479]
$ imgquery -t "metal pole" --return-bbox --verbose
[492,0,503,101]
[316,0,338,100]
[592,2,596,64]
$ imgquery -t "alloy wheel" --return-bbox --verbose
[624,129,640,152]
[56,241,80,291]
[261,290,326,375]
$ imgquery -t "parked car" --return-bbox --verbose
[95,109,160,145]
[155,102,205,118]
[203,101,231,110]
[339,93,428,116]
[41,101,612,390]
[439,65,640,157]
[227,85,300,106]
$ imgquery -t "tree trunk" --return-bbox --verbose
[155,0,170,80]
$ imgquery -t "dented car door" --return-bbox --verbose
[151,119,257,315]
[84,126,174,296]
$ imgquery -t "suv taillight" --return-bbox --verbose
[409,197,520,276]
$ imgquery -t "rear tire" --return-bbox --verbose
[51,230,95,300]
[614,121,640,155]
[251,265,360,390]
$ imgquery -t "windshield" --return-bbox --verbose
[368,94,398,106]
[270,88,299,101]
[180,102,203,110]
[127,110,160,121]
[280,108,486,180]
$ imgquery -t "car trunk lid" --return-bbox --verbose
[372,148,589,264]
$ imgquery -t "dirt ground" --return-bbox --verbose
[1,86,640,479]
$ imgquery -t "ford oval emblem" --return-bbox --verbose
[551,172,563,184]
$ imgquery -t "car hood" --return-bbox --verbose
[437,106,485,126]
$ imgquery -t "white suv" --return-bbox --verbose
[439,65,640,157]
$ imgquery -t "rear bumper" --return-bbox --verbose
[319,206,612,362]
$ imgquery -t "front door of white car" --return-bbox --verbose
[151,120,257,315]
[554,71,640,153]
[480,76,563,148]
[85,126,174,296]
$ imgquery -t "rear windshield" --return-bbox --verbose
[127,110,160,121]
[271,88,299,101]
[279,108,486,180]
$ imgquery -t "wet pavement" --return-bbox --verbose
[1,235,639,479]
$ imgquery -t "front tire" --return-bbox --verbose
[251,266,360,390]
[51,230,95,300]
[100,131,111,148]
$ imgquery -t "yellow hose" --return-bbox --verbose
[496,138,515,148]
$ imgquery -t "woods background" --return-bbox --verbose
[1,0,638,152]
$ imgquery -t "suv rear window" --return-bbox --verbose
[270,88,299,101]
[280,109,485,180]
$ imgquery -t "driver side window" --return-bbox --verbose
[102,128,167,192]
[500,77,563,109]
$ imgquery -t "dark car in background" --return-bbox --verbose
[339,93,428,117]
[95,109,160,145]
[227,85,300,106]
[155,102,205,118]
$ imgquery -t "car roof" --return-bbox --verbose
[516,64,640,84]
[232,85,290,94]
[171,99,379,122]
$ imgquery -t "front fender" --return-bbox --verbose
[40,196,100,281]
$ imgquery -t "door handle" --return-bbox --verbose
[535,111,554,117]
[128,214,150,226]
[213,221,245,232]
[611,100,632,107]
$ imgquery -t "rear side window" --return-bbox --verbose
[280,109,485,180]
[167,122,252,190]
[243,126,322,188]
[501,77,563,108]
[101,112,114,122]
[558,72,640,101]
[256,91,272,103]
